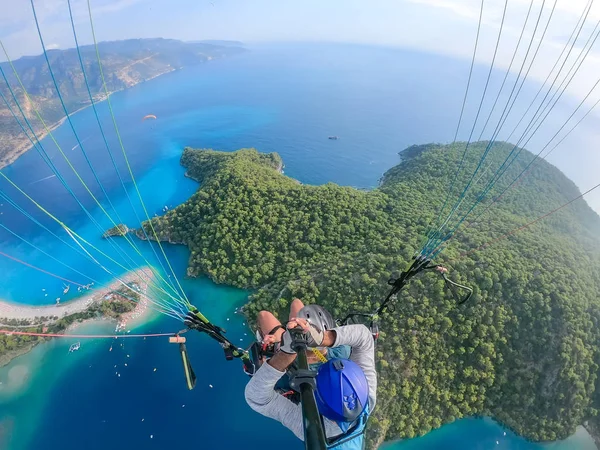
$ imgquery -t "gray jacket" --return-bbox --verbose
[245,324,377,440]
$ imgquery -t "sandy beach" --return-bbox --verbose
[115,295,153,332]
[0,267,154,323]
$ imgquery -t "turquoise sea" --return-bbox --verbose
[0,43,596,450]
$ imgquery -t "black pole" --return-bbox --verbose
[290,329,327,450]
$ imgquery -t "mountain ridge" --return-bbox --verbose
[0,38,246,167]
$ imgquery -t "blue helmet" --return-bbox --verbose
[315,358,368,423]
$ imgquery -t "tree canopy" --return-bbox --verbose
[145,143,600,447]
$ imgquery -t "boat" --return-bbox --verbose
[328,136,339,140]
[63,284,70,294]
[69,342,81,353]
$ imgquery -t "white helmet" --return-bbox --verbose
[297,304,335,332]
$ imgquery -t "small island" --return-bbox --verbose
[130,143,600,448]
[103,223,129,238]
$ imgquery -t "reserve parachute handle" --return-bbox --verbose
[378,255,473,314]
[342,255,472,337]
[431,266,473,305]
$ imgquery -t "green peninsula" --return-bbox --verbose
[143,143,600,447]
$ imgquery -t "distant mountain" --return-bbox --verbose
[189,39,245,47]
[0,38,246,167]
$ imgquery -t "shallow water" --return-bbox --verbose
[381,418,597,450]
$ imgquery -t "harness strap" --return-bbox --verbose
[267,324,284,336]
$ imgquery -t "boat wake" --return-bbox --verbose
[29,174,56,185]
[71,137,90,151]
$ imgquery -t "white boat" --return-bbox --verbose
[69,342,81,353]
[63,284,70,295]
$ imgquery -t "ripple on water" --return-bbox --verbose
[0,416,14,450]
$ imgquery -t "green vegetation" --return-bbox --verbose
[144,143,600,447]
[103,223,129,238]
[0,287,138,366]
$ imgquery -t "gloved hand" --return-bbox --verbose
[288,318,324,348]
[278,329,296,354]
[305,322,324,347]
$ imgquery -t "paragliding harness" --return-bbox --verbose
[173,254,472,449]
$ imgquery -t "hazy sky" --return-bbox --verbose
[1,0,600,209]
[4,0,600,102]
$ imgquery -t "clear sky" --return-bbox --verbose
[1,0,600,211]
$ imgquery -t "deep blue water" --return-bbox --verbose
[0,43,596,450]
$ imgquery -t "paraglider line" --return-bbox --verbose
[453,0,485,143]
[460,180,600,257]
[438,8,600,250]
[0,48,157,293]
[425,0,545,255]
[0,330,175,339]
[28,1,181,303]
[0,250,85,286]
[421,0,486,251]
[86,0,191,307]
[424,0,596,257]
[65,0,181,301]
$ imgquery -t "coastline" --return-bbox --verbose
[0,67,176,171]
[0,267,153,321]
[584,421,600,449]
[0,267,155,368]
[0,341,39,370]
[379,418,598,449]
[0,117,67,169]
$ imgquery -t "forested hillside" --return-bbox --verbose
[142,142,600,447]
